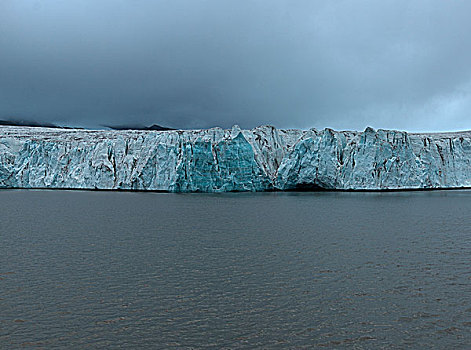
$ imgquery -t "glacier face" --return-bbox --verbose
[1,125,471,192]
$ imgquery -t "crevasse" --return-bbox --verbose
[1,125,471,192]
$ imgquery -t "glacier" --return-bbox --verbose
[1,125,471,192]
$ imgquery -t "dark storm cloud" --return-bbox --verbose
[1,0,471,131]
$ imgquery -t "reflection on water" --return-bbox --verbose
[0,190,470,348]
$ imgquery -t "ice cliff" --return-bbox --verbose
[1,125,471,192]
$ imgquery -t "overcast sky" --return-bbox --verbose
[1,0,471,131]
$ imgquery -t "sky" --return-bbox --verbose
[1,0,471,131]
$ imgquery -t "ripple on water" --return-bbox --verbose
[0,190,470,348]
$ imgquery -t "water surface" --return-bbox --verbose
[1,190,470,348]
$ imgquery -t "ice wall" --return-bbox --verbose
[1,125,471,192]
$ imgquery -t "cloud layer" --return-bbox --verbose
[1,0,471,131]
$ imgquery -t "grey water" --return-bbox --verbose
[0,190,470,349]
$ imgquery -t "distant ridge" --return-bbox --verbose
[0,120,176,131]
[104,124,176,131]
[0,119,77,129]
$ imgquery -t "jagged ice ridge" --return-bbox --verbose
[1,125,471,192]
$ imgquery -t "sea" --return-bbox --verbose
[1,190,470,349]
